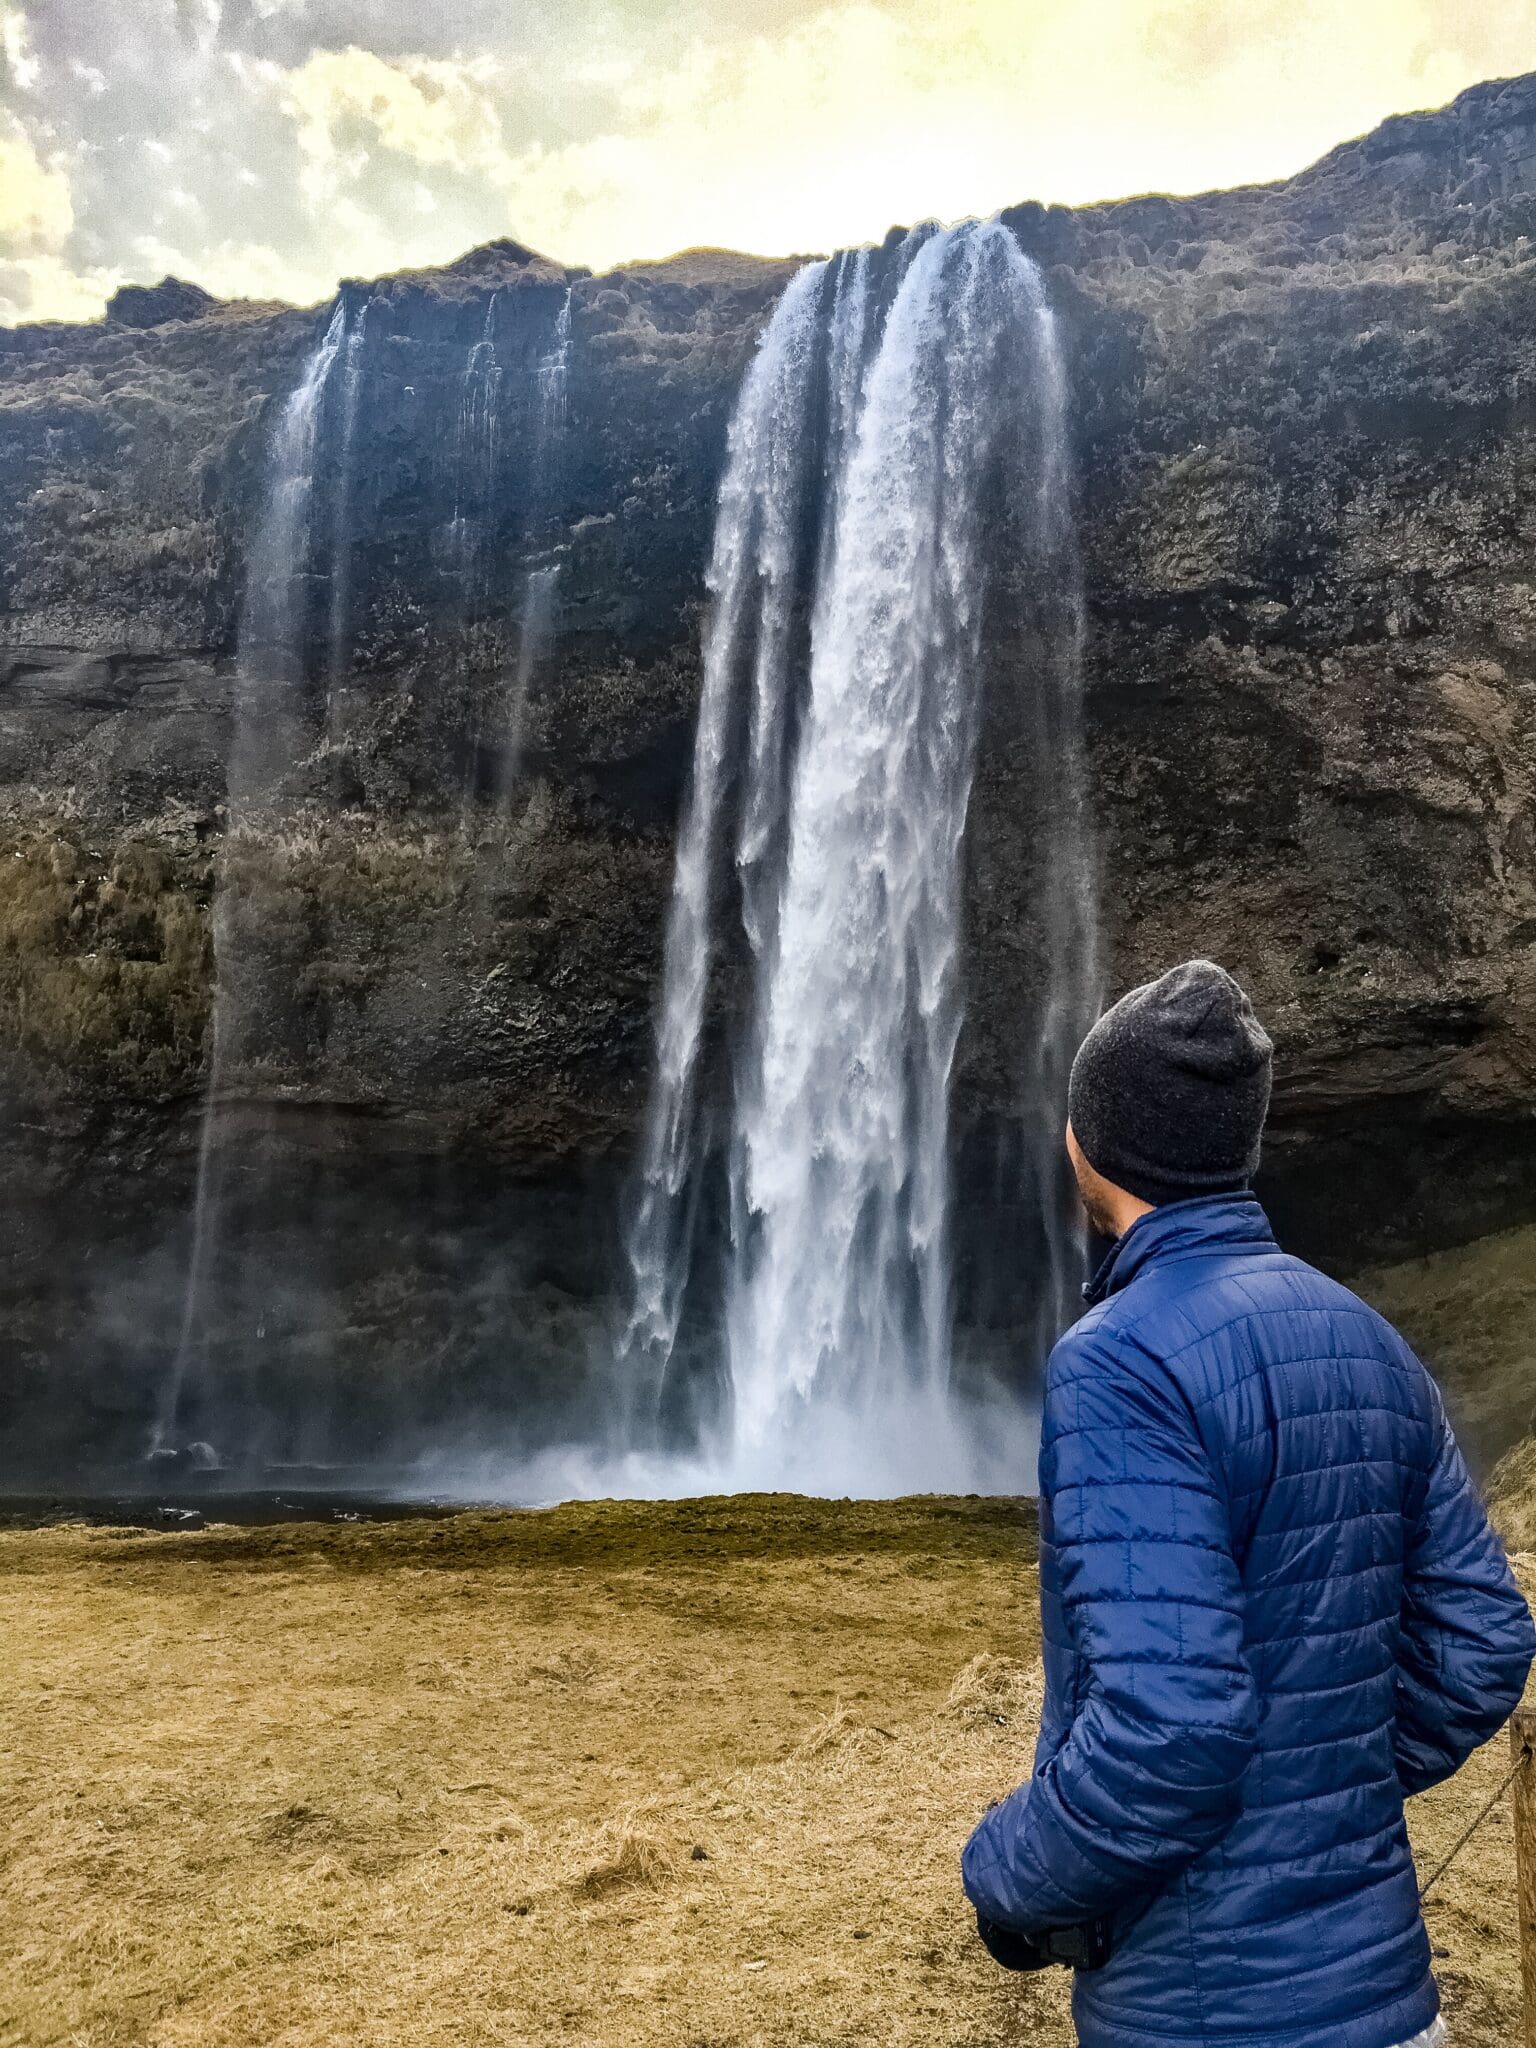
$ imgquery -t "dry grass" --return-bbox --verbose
[1361,1221,1536,1475]
[1490,1444,1536,1553]
[0,826,211,1092]
[0,1499,1526,2047]
[945,1652,1044,1729]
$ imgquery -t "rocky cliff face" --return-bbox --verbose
[5,77,1536,1478]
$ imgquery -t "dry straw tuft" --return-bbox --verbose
[480,1811,536,1845]
[255,1803,338,1847]
[945,1653,1044,1728]
[796,1704,863,1757]
[575,1828,683,1898]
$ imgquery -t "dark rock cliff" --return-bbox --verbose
[4,77,1536,1476]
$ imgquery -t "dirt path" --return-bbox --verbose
[0,1499,1526,2046]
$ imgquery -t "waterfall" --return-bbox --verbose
[500,563,559,798]
[502,290,574,792]
[537,288,572,432]
[225,298,349,806]
[449,292,503,597]
[1014,317,1100,1365]
[326,297,371,693]
[152,278,585,1474]
[619,220,1096,1493]
[618,257,832,1415]
[152,298,352,1461]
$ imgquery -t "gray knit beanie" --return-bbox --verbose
[1067,960,1273,1207]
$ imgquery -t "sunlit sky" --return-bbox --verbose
[2,0,1535,324]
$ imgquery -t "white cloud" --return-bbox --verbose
[1,2,39,91]
[0,115,73,253]
[280,44,514,202]
[127,228,305,303]
[0,249,120,322]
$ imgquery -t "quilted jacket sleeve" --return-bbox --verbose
[961,1324,1258,1932]
[1394,1386,1535,1797]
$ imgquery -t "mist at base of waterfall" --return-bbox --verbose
[2,1111,1053,1504]
[427,1384,1042,1507]
[162,1380,1042,1513]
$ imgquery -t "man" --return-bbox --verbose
[962,959,1535,2048]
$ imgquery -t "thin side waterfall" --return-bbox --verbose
[151,299,351,1461]
[228,297,349,806]
[618,220,1097,1494]
[449,291,503,601]
[1015,317,1100,1363]
[537,288,571,432]
[502,289,574,791]
[326,297,371,693]
[500,563,559,799]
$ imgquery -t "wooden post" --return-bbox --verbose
[1514,1707,1536,2048]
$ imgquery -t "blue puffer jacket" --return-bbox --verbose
[963,1193,1535,2048]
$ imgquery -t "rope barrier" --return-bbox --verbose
[1417,1735,1532,1903]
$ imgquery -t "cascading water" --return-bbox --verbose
[441,291,506,802]
[619,220,1097,1494]
[536,288,571,432]
[448,292,504,597]
[153,298,352,1459]
[500,563,559,800]
[145,238,1086,1499]
[502,289,573,790]
[617,256,831,1431]
[324,298,371,694]
[156,277,582,1472]
[228,297,350,805]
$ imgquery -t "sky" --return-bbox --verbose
[2,0,1535,325]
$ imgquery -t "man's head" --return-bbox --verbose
[1065,959,1274,1234]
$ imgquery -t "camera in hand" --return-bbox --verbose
[975,1909,1112,1973]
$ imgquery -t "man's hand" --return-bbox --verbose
[973,1909,1112,1973]
[975,1911,1051,1972]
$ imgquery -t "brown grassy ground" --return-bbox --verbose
[1362,1222,1536,1475]
[0,1499,1528,2048]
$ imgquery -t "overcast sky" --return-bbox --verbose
[3,0,1535,324]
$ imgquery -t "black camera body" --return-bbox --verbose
[975,1910,1113,1974]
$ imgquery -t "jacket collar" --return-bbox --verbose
[1083,1191,1278,1306]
